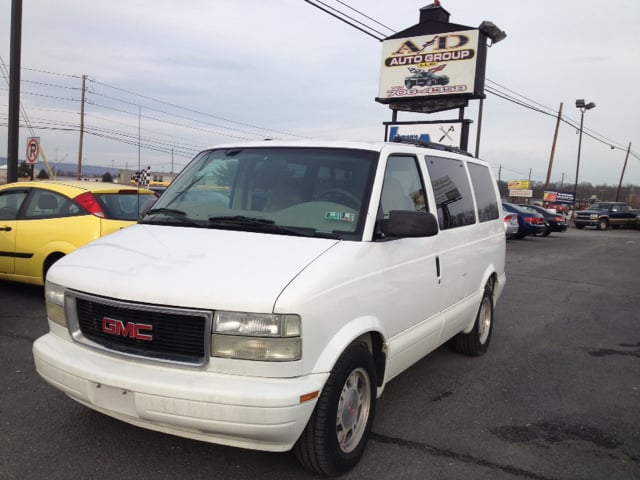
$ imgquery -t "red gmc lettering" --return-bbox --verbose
[102,317,153,341]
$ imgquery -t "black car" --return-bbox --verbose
[518,204,568,236]
[404,68,449,88]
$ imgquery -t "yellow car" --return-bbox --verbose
[0,180,157,286]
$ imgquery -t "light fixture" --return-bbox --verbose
[575,99,595,110]
[574,98,596,206]
[479,21,507,46]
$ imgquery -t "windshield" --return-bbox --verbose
[589,203,609,211]
[142,147,377,240]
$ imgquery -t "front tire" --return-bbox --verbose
[295,343,377,476]
[597,218,609,230]
[453,285,494,356]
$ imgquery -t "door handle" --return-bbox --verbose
[0,226,12,232]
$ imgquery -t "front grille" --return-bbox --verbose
[71,293,211,365]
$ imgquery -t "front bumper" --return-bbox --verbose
[33,333,327,452]
[574,218,597,227]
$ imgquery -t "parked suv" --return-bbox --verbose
[574,201,640,230]
[33,140,506,476]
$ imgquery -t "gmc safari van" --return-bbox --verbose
[33,140,506,476]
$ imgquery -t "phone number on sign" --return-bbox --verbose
[385,85,467,97]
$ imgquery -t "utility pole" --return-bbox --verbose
[544,102,563,192]
[615,142,632,202]
[77,74,87,179]
[7,0,23,184]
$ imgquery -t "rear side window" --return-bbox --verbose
[424,155,475,230]
[23,189,81,219]
[467,162,500,222]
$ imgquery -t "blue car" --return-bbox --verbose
[502,202,547,239]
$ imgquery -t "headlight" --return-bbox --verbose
[212,311,301,361]
[590,214,598,219]
[45,280,67,327]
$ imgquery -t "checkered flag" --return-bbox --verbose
[133,166,151,187]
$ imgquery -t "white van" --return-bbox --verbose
[33,140,506,476]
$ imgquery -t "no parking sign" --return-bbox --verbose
[26,137,40,164]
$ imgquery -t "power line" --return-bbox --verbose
[305,2,639,164]
[87,78,309,140]
[303,0,384,41]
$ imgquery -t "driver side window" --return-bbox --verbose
[380,155,426,218]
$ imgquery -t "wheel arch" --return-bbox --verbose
[309,317,387,388]
[461,268,499,334]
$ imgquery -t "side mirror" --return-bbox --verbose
[383,210,439,238]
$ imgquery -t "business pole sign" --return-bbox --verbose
[378,29,482,103]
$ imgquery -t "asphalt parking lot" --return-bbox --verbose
[1,226,639,480]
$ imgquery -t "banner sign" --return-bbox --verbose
[544,191,575,204]
[509,189,533,198]
[387,124,460,146]
[508,180,531,190]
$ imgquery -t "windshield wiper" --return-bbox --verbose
[208,215,314,237]
[143,208,202,227]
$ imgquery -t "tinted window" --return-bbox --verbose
[424,155,475,230]
[467,162,499,222]
[95,193,158,220]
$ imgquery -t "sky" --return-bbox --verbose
[1,0,639,188]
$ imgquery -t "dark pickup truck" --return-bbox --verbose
[574,202,640,230]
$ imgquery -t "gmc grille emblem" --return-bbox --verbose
[101,317,153,341]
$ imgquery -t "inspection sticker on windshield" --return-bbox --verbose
[325,211,355,222]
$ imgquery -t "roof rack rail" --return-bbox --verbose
[390,137,473,157]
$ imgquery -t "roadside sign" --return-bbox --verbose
[508,180,530,190]
[26,137,40,164]
[509,189,533,198]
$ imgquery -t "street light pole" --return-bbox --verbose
[573,99,595,207]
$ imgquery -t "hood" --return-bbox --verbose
[48,225,339,312]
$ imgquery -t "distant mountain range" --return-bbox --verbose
[0,157,119,177]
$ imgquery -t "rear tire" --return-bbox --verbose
[295,343,376,476]
[453,285,494,356]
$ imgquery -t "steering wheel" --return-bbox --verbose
[318,189,361,209]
